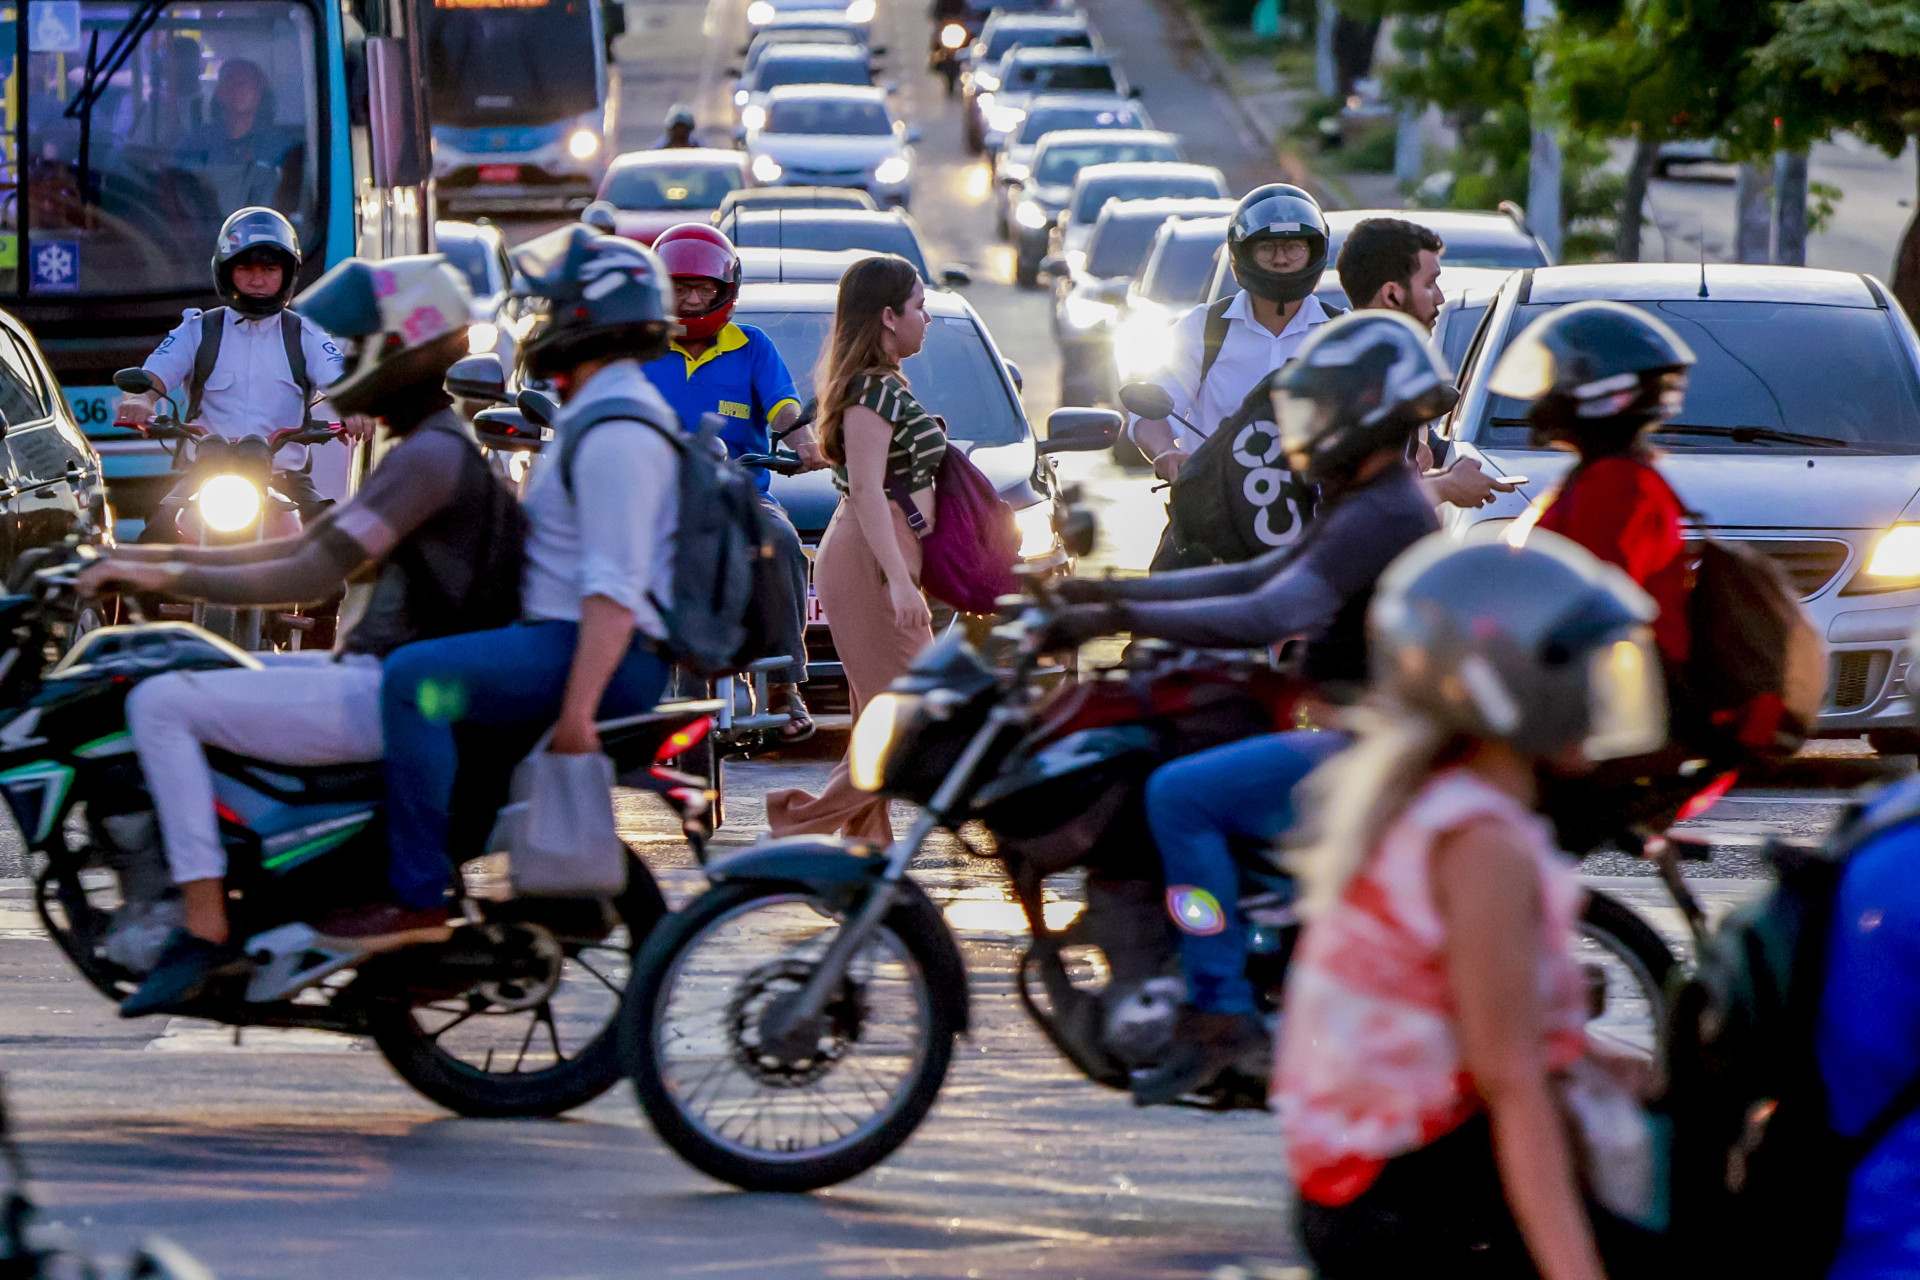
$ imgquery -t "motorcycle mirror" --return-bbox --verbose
[445,352,508,405]
[1118,381,1174,420]
[1056,505,1098,559]
[516,388,559,430]
[581,201,619,234]
[112,367,157,396]
[1038,407,1122,454]
[473,406,546,453]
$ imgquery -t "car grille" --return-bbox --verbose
[1830,650,1888,712]
[1692,537,1851,601]
[783,166,867,185]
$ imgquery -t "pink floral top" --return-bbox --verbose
[1275,769,1589,1207]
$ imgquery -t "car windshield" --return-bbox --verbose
[5,1,324,297]
[1072,174,1216,222]
[764,99,891,135]
[438,236,495,299]
[1017,105,1139,143]
[1034,141,1177,186]
[758,57,869,89]
[1475,301,1920,453]
[1007,61,1115,93]
[983,28,1088,61]
[1141,229,1222,304]
[729,218,929,279]
[1087,213,1174,279]
[752,28,858,58]
[1432,231,1546,270]
[427,0,599,129]
[740,309,1024,444]
[602,163,742,210]
[969,0,1055,15]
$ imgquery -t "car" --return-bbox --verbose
[736,13,869,80]
[582,150,749,244]
[0,307,110,548]
[1109,214,1228,388]
[1440,263,1920,752]
[960,11,1096,149]
[736,246,887,284]
[939,0,1080,91]
[733,43,877,133]
[717,207,969,287]
[1204,206,1553,304]
[746,0,875,38]
[1047,160,1229,279]
[1007,129,1183,285]
[742,86,920,207]
[434,220,519,371]
[736,282,1108,707]
[976,47,1131,154]
[1655,138,1728,176]
[991,93,1150,233]
[1049,196,1235,403]
[713,185,878,221]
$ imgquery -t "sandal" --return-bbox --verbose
[776,686,817,745]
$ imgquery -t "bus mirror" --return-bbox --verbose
[367,35,432,188]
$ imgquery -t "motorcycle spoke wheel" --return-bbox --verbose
[1576,890,1678,1065]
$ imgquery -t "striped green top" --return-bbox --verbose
[831,371,948,495]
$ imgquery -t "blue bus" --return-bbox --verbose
[426,0,612,216]
[0,0,435,534]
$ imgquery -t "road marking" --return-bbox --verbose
[144,1017,366,1054]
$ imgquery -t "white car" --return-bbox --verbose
[745,0,875,39]
[744,85,919,208]
[992,93,1152,235]
[434,220,519,371]
[733,43,875,133]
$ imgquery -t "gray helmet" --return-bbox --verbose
[511,223,672,379]
[1370,531,1668,762]
[1227,183,1328,305]
[213,207,302,317]
[1273,309,1457,486]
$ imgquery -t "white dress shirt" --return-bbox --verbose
[1148,291,1333,452]
[143,306,347,467]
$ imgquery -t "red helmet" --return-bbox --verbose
[654,222,741,342]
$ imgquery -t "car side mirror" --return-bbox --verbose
[112,367,157,396]
[1037,254,1067,277]
[445,352,507,405]
[1118,381,1173,420]
[1039,407,1122,453]
[472,406,546,454]
[1003,360,1023,391]
[516,388,559,430]
[581,200,618,233]
[940,263,972,288]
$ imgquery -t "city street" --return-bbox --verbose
[3,0,1917,1275]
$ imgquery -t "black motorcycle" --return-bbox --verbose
[12,539,723,1119]
[621,533,1678,1191]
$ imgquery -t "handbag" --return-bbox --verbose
[489,741,627,898]
[886,435,1020,615]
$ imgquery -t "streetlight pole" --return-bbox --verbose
[1524,0,1562,261]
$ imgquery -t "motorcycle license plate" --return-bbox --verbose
[806,577,827,626]
[478,164,520,183]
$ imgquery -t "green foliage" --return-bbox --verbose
[1807,180,1845,236]
[1754,0,1920,158]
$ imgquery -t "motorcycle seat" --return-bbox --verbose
[208,747,385,804]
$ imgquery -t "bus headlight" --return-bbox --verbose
[940,22,967,48]
[741,104,767,132]
[1013,199,1049,230]
[844,0,876,21]
[850,692,919,791]
[874,156,910,185]
[1014,500,1056,559]
[751,152,783,182]
[467,321,500,355]
[746,0,775,23]
[568,129,600,159]
[196,474,262,534]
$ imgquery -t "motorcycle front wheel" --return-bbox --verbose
[624,882,958,1191]
[1576,889,1678,1063]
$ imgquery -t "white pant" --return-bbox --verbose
[125,653,384,885]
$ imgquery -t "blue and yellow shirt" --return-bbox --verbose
[640,323,800,493]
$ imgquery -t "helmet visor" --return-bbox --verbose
[1273,388,1332,457]
[1582,629,1667,762]
[1487,329,1557,402]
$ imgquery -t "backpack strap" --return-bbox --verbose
[280,310,318,429]
[183,307,226,424]
[557,396,683,499]
[1195,295,1235,393]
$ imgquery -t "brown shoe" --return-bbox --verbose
[314,903,454,953]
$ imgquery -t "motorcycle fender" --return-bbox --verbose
[705,836,970,1034]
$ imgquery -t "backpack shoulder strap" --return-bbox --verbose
[1320,302,1349,318]
[1196,295,1236,391]
[280,311,316,428]
[557,396,682,499]
[184,307,226,424]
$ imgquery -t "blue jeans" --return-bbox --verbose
[1144,729,1349,1015]
[381,620,670,909]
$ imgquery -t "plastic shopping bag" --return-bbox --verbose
[492,746,627,898]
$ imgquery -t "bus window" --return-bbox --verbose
[427,0,601,129]
[20,2,322,297]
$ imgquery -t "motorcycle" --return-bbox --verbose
[12,536,724,1119]
[621,511,1680,1191]
[111,367,340,651]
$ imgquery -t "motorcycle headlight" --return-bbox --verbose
[567,129,600,159]
[1062,292,1118,332]
[874,155,910,185]
[746,0,775,23]
[467,321,500,355]
[844,0,875,20]
[940,22,967,48]
[751,152,782,183]
[1013,199,1049,230]
[1013,501,1056,559]
[850,691,921,791]
[196,473,262,533]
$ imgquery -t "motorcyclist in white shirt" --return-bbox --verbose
[114,206,373,539]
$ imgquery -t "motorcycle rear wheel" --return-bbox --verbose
[1577,889,1678,1062]
[624,881,957,1191]
[366,846,667,1118]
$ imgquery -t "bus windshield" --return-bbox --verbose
[427,0,600,129]
[1,1,324,297]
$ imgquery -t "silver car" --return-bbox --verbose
[1440,263,1920,752]
[744,85,919,207]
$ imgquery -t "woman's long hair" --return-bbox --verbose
[816,254,920,465]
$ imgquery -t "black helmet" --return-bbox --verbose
[1371,531,1667,762]
[664,103,696,129]
[213,207,302,318]
[1488,300,1695,453]
[292,255,472,418]
[1227,183,1328,305]
[510,224,672,380]
[1272,310,1457,486]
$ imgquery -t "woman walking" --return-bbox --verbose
[767,255,944,839]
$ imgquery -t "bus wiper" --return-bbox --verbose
[61,0,172,208]
[1653,423,1855,450]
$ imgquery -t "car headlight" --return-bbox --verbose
[1113,309,1172,378]
[1001,162,1030,184]
[940,22,967,48]
[1013,199,1049,230]
[1855,524,1920,591]
[874,156,910,185]
[984,105,1026,134]
[741,104,767,132]
[1062,292,1118,331]
[568,129,599,159]
[734,88,750,106]
[751,152,782,182]
[849,691,919,791]
[1013,501,1056,559]
[973,73,998,93]
[844,0,875,21]
[467,321,500,355]
[746,0,774,23]
[196,473,262,533]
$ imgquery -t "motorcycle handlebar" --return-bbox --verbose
[268,425,343,449]
[736,451,804,475]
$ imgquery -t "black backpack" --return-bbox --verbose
[184,307,319,429]
[560,403,782,677]
[1664,797,1920,1277]
[1682,537,1826,761]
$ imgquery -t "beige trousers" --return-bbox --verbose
[766,501,932,841]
